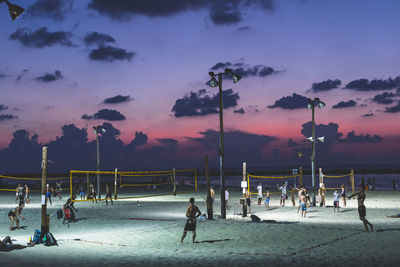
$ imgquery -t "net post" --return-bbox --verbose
[242,162,246,198]
[114,168,118,198]
[247,173,250,195]
[173,168,176,195]
[350,169,355,194]
[86,172,89,196]
[299,166,303,187]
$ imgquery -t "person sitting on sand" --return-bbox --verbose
[8,203,24,231]
[0,236,26,251]
[300,191,307,218]
[348,186,373,232]
[181,197,201,243]
[385,214,400,218]
[63,193,78,224]
[333,190,340,213]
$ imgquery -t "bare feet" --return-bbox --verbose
[370,224,374,232]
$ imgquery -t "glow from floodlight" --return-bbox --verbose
[317,136,325,142]
[307,137,313,142]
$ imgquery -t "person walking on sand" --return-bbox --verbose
[348,186,373,232]
[318,183,327,207]
[24,184,30,204]
[333,190,340,213]
[257,183,263,205]
[8,203,24,231]
[46,184,53,206]
[277,182,287,207]
[341,184,347,206]
[225,187,230,210]
[79,182,86,200]
[265,187,270,211]
[105,184,113,206]
[245,188,252,213]
[181,197,201,243]
[300,191,307,218]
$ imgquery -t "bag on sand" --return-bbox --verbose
[57,208,63,220]
[43,232,58,246]
[32,229,43,244]
[250,214,260,222]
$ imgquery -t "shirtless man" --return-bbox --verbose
[348,186,374,232]
[8,203,24,231]
[245,188,251,213]
[296,186,305,213]
[210,186,215,207]
[318,183,327,207]
[181,197,201,243]
[300,191,307,218]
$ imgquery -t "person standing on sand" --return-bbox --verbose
[245,188,251,213]
[225,187,230,210]
[318,183,327,207]
[290,185,296,207]
[277,182,287,207]
[296,186,305,213]
[348,186,373,232]
[24,184,30,204]
[333,190,340,213]
[300,191,307,218]
[105,184,113,206]
[210,186,215,207]
[264,187,270,211]
[8,203,24,231]
[46,184,53,206]
[181,197,201,243]
[54,181,62,199]
[257,183,263,205]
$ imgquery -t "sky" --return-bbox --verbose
[0,0,400,173]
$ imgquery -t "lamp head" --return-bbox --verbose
[306,98,313,109]
[5,0,24,21]
[208,71,215,77]
[208,77,218,87]
[317,136,325,143]
[307,137,313,142]
[318,100,326,108]
[232,73,241,83]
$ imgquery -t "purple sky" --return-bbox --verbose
[1,0,400,172]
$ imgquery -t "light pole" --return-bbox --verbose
[208,68,241,219]
[93,125,106,199]
[306,98,325,206]
[1,0,25,20]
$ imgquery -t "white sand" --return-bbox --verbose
[1,187,400,266]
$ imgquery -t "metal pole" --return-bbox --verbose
[41,147,48,234]
[218,73,226,219]
[311,102,316,206]
[96,131,101,199]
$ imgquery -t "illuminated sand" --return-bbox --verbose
[1,187,400,266]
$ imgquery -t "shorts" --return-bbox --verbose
[301,203,307,211]
[358,205,366,218]
[398,214,400,218]
[184,219,196,231]
[80,192,85,197]
[8,211,15,217]
[46,192,51,198]
[341,193,346,198]
[281,194,287,200]
[246,198,251,206]
[334,201,339,208]
[265,197,270,205]
[299,200,301,204]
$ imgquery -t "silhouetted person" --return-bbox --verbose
[181,197,201,243]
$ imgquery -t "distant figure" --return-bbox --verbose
[210,186,215,207]
[367,178,372,190]
[46,184,53,206]
[333,190,340,213]
[79,182,86,200]
[371,178,376,191]
[264,187,270,211]
[341,184,347,206]
[225,187,230,210]
[290,185,296,207]
[54,181,62,199]
[105,184,113,206]
[277,182,287,207]
[348,186,373,232]
[360,176,365,190]
[393,179,397,191]
[88,183,97,203]
[318,183,327,207]
[24,184,30,204]
[63,193,78,225]
[296,186,305,213]
[181,197,201,243]
[15,184,24,205]
[300,191,307,218]
[245,188,251,213]
[8,203,24,231]
[257,183,263,205]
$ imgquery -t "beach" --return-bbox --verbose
[1,186,399,266]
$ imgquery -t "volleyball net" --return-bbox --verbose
[319,169,355,194]
[69,168,197,202]
[0,174,69,192]
[247,173,301,195]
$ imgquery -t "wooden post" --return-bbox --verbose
[299,166,303,187]
[86,172,90,196]
[242,162,246,198]
[205,155,213,220]
[173,168,176,195]
[41,147,48,234]
[114,168,118,198]
[350,169,355,194]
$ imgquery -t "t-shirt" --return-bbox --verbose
[257,185,262,198]
[279,186,287,195]
[333,192,339,201]
[225,190,229,201]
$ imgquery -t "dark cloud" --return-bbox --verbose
[372,92,396,105]
[332,100,357,109]
[103,95,132,104]
[28,0,72,21]
[361,112,374,117]
[0,72,6,80]
[311,79,341,92]
[288,139,299,147]
[34,70,63,82]
[89,45,135,62]
[0,105,8,111]
[88,0,275,25]
[82,108,126,121]
[9,27,73,48]
[84,32,115,47]
[0,114,17,121]
[338,131,382,143]
[344,76,400,91]
[210,62,277,78]
[233,108,245,114]
[385,101,400,113]
[268,93,308,110]
[171,89,240,117]
[16,69,28,81]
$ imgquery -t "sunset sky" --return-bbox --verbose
[1,0,399,172]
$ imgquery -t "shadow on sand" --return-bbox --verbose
[195,238,233,244]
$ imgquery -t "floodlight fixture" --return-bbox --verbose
[307,137,313,142]
[318,100,326,108]
[2,0,24,21]
[307,98,313,109]
[317,136,325,143]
